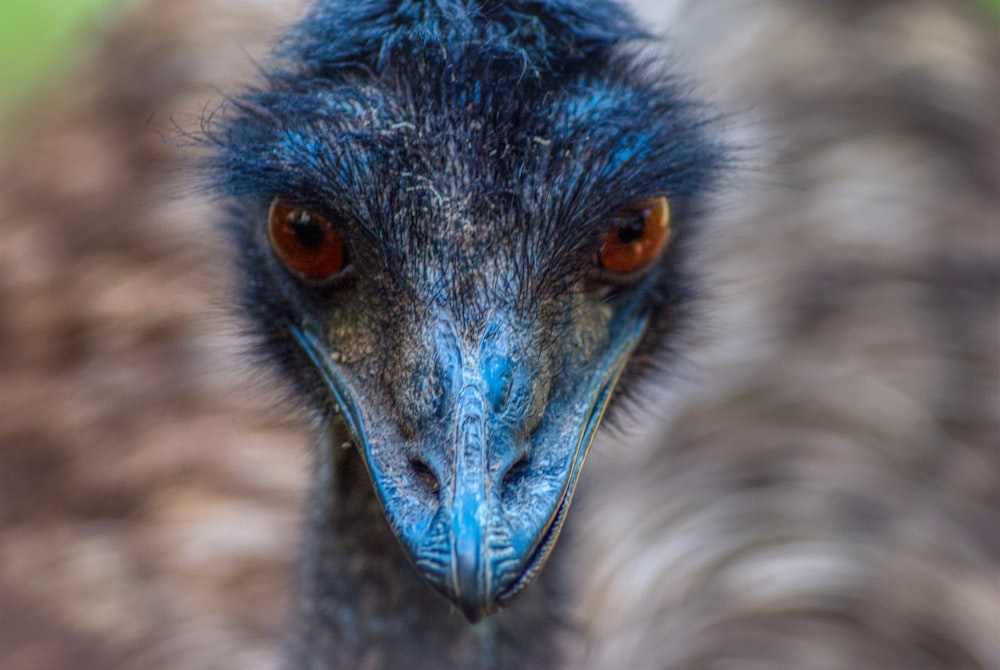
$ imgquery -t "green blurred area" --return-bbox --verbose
[979,0,1000,17]
[0,0,998,122]
[0,0,126,121]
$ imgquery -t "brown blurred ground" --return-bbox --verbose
[0,1,997,669]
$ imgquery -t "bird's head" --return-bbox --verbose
[212,0,722,622]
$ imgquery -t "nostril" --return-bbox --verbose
[501,452,530,496]
[409,456,440,495]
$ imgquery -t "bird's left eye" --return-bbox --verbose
[268,198,348,280]
[599,196,671,275]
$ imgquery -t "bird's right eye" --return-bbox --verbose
[268,198,348,280]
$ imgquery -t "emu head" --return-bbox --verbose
[213,0,721,622]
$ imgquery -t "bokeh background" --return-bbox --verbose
[1,0,998,123]
[0,0,122,120]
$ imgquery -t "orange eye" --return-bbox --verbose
[599,196,671,275]
[268,198,347,280]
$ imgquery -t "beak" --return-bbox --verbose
[292,307,647,622]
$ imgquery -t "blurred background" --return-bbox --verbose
[1,0,998,124]
[0,0,124,123]
[0,1,997,669]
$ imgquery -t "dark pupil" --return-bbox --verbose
[615,212,646,244]
[292,216,324,249]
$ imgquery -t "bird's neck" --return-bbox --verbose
[284,417,571,669]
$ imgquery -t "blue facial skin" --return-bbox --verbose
[293,294,648,621]
[213,0,723,623]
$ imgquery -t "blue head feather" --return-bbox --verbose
[209,0,726,622]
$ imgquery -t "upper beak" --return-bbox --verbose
[292,308,647,621]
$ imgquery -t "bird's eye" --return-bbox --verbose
[268,198,348,280]
[599,196,671,275]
